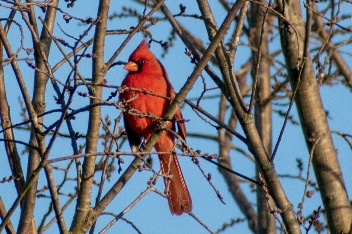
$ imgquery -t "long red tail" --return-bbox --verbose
[155,133,192,215]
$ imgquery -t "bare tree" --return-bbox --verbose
[0,0,351,233]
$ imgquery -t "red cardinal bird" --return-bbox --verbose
[119,41,192,215]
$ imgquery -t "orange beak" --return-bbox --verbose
[124,61,139,72]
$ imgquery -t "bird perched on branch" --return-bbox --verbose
[119,40,192,215]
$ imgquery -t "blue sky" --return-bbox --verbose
[1,1,351,233]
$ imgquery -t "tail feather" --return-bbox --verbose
[159,153,192,215]
[154,132,192,215]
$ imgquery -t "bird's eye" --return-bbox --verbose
[138,60,145,65]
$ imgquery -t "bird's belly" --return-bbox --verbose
[126,94,168,139]
[120,75,169,139]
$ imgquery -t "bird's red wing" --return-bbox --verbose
[175,109,187,141]
[157,59,187,142]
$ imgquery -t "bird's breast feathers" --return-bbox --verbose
[121,73,169,117]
